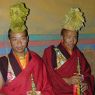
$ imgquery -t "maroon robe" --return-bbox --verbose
[43,43,94,95]
[0,48,54,95]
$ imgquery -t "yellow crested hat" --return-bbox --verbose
[63,8,85,31]
[9,2,30,32]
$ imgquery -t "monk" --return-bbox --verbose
[0,2,54,95]
[43,8,94,95]
[0,28,54,95]
[0,28,55,95]
[43,28,94,95]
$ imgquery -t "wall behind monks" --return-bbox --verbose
[0,0,95,76]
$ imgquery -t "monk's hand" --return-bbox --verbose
[36,91,42,95]
[27,91,41,95]
[63,73,84,85]
[80,82,88,93]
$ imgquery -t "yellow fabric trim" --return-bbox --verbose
[19,58,26,69]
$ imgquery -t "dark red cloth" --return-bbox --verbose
[43,43,94,95]
[0,51,54,95]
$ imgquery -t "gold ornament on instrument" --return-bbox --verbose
[27,75,36,95]
[27,75,41,95]
[73,57,82,95]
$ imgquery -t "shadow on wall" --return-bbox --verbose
[82,49,95,94]
[82,49,95,77]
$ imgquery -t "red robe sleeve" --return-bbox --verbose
[0,51,54,95]
[43,46,73,94]
[31,53,54,95]
[43,46,95,95]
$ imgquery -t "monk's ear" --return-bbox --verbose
[61,34,64,40]
[8,39,10,42]
[8,39,10,45]
[8,39,11,46]
[27,36,29,42]
[60,36,63,43]
[61,35,63,38]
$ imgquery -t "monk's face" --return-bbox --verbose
[62,30,78,51]
[9,32,28,55]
